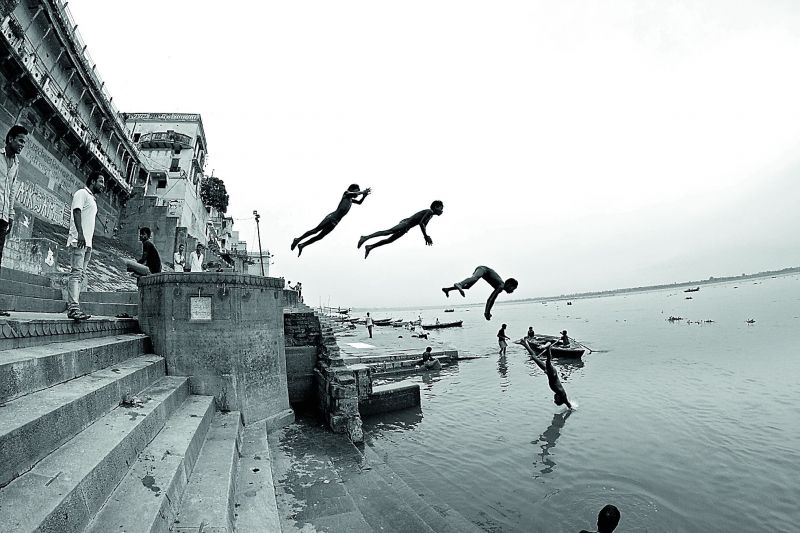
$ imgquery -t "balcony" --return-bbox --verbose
[138,131,193,151]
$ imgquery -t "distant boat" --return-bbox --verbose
[566,301,572,306]
[444,308,455,313]
[421,320,463,330]
[745,319,756,324]
[684,287,700,293]
[667,316,683,322]
[525,335,585,359]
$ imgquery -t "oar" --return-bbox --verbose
[569,336,593,354]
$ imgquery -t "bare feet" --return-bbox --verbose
[357,236,367,249]
[291,238,300,251]
[297,244,304,257]
[442,288,450,297]
[364,245,372,259]
[454,283,465,297]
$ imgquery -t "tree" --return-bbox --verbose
[200,176,229,214]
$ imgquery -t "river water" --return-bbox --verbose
[359,275,800,532]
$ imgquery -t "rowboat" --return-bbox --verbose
[373,318,393,326]
[524,335,585,359]
[444,308,455,312]
[421,320,463,330]
[684,287,700,293]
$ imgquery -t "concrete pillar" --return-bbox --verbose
[137,272,294,428]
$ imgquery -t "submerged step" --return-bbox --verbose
[0,376,190,532]
[0,354,165,487]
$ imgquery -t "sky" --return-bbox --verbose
[69,0,800,308]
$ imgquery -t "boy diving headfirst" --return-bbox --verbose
[291,184,371,256]
[518,339,573,409]
[441,266,518,320]
[357,200,444,259]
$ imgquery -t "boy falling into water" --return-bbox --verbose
[517,339,573,409]
[291,184,371,256]
[442,266,518,320]
[357,200,444,259]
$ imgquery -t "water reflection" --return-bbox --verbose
[531,410,573,477]
[497,354,508,378]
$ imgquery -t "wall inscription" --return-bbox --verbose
[190,296,212,321]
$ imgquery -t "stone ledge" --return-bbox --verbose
[137,272,284,289]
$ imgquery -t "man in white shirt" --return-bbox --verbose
[189,243,205,272]
[173,243,186,272]
[365,312,374,338]
[0,125,27,271]
[66,171,105,320]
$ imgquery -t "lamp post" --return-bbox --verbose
[253,210,265,276]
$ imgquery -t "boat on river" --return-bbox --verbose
[444,308,455,313]
[421,320,463,330]
[523,335,585,359]
[684,287,700,293]
[373,318,393,326]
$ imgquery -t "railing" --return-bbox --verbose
[0,17,133,193]
[139,131,193,149]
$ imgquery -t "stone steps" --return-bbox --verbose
[0,376,190,532]
[232,421,282,532]
[80,300,139,318]
[0,266,52,287]
[0,354,166,488]
[81,290,138,305]
[85,395,216,533]
[0,278,61,300]
[0,293,67,314]
[0,315,140,351]
[0,333,150,403]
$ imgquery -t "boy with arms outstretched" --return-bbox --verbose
[291,184,370,256]
[357,200,444,258]
[442,265,517,320]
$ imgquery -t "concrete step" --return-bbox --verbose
[0,376,190,532]
[362,442,484,533]
[232,421,282,532]
[172,411,242,532]
[0,333,150,403]
[0,278,61,300]
[360,382,421,417]
[0,314,139,350]
[0,354,166,487]
[0,266,52,287]
[0,293,66,314]
[81,291,138,305]
[80,300,138,318]
[85,395,216,533]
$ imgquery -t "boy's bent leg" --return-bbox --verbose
[456,266,487,291]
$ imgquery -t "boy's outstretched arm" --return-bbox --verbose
[350,188,371,204]
[484,287,503,320]
[419,212,434,245]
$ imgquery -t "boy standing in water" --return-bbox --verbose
[442,266,518,320]
[497,323,511,355]
[357,200,444,258]
[518,339,573,409]
[292,184,371,256]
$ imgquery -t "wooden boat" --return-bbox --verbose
[421,320,463,330]
[525,335,585,359]
[373,318,393,326]
[684,287,700,293]
[444,308,455,313]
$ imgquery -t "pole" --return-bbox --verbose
[253,210,265,276]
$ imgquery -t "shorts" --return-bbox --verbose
[499,339,508,349]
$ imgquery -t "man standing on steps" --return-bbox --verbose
[189,243,205,272]
[65,171,105,320]
[0,125,28,316]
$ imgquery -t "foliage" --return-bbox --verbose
[200,176,229,213]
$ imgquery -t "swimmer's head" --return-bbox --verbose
[430,200,444,215]
[504,278,518,293]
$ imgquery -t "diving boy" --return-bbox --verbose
[357,200,443,259]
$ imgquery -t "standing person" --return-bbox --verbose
[291,184,371,256]
[124,227,162,277]
[173,243,186,272]
[365,312,374,338]
[0,124,27,316]
[518,339,573,409]
[498,323,511,355]
[579,504,621,533]
[357,200,444,259]
[441,266,518,320]
[66,171,105,320]
[189,243,205,272]
[295,281,303,302]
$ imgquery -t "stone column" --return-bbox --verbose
[137,272,293,428]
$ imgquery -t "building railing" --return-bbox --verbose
[139,131,193,149]
[0,16,133,193]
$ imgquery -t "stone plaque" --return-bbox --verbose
[190,296,212,321]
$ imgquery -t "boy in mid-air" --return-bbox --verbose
[357,200,444,259]
[517,339,573,409]
[442,266,517,320]
[291,184,370,256]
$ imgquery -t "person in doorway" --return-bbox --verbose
[173,243,186,272]
[66,171,105,320]
[358,200,444,259]
[189,243,205,272]
[365,312,374,338]
[0,124,27,316]
[518,339,573,409]
[441,266,518,320]
[416,347,441,370]
[579,504,621,533]
[291,184,371,256]
[124,227,162,277]
[498,323,511,355]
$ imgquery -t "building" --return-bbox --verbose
[0,0,147,263]
[247,250,272,277]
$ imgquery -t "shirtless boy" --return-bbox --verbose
[291,184,370,256]
[357,200,443,258]
[442,265,518,320]
[518,339,573,409]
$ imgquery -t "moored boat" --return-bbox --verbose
[373,318,393,326]
[444,308,455,312]
[421,320,463,330]
[684,287,700,293]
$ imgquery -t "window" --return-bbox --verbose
[170,158,180,172]
[174,147,181,155]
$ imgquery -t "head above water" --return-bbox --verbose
[504,278,518,293]
[348,183,360,192]
[501,323,507,329]
[597,504,620,533]
[430,200,444,214]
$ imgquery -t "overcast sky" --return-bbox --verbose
[70,0,800,308]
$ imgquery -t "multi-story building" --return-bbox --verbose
[0,0,147,264]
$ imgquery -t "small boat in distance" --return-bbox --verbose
[421,320,463,330]
[684,287,700,293]
[444,308,455,313]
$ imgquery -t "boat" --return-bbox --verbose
[684,287,700,293]
[525,335,585,359]
[421,320,463,330]
[373,318,393,326]
[444,308,455,313]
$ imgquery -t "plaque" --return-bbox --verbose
[190,296,212,321]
